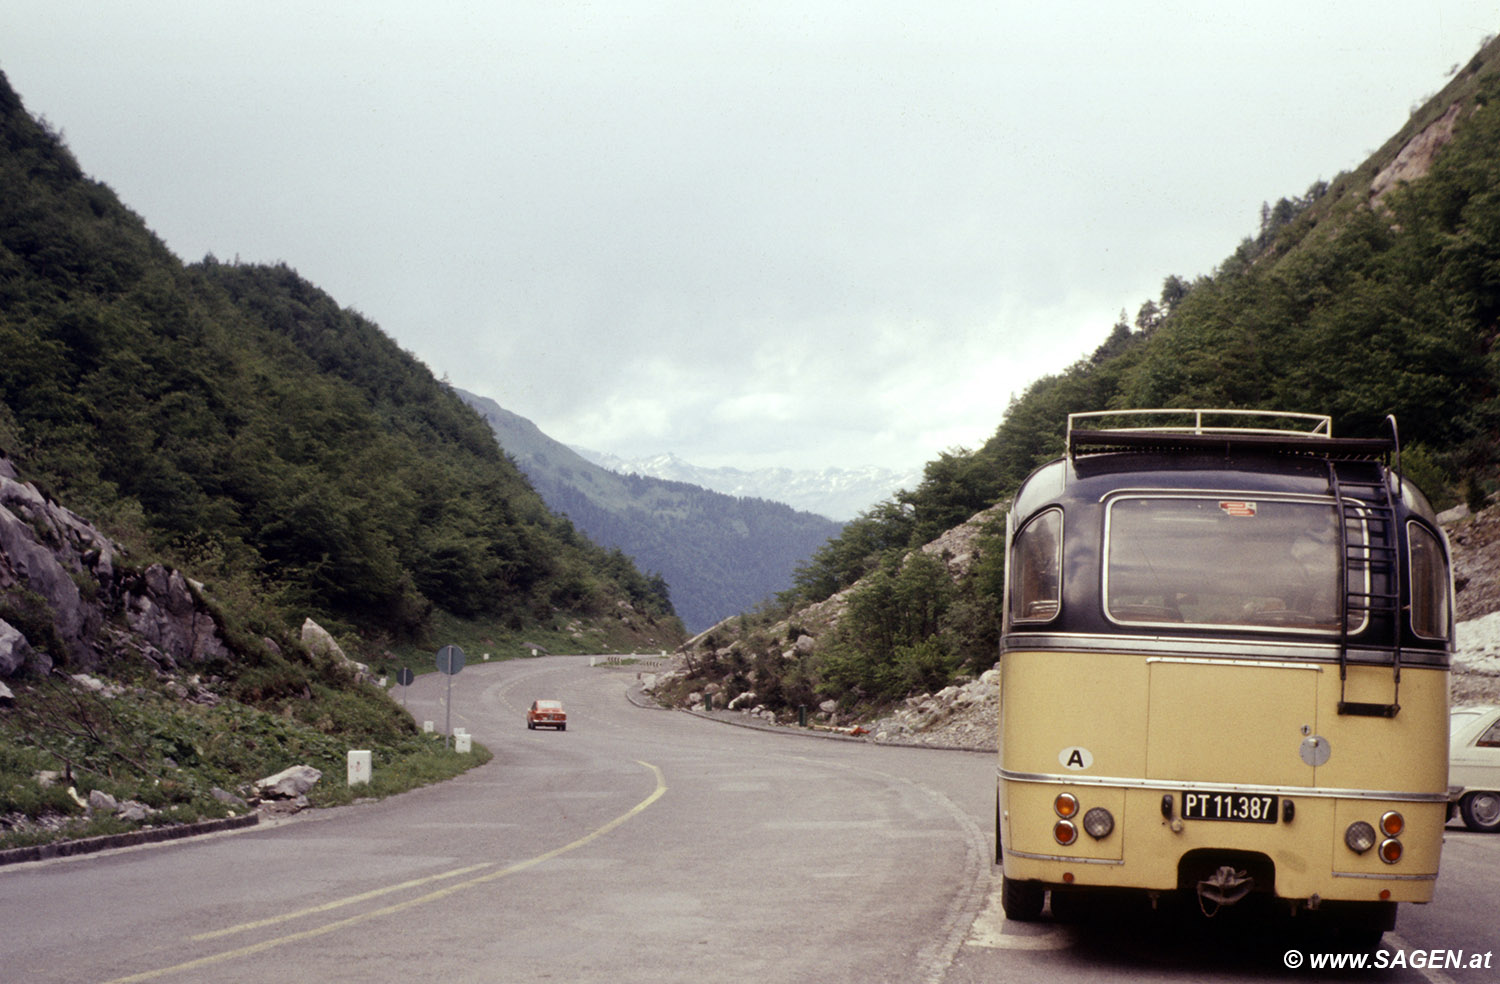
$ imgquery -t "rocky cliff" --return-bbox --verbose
[0,452,232,691]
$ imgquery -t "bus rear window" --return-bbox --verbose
[1105,497,1342,631]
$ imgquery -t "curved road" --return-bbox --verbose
[1,655,1496,983]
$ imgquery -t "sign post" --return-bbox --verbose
[395,667,414,707]
[435,645,465,749]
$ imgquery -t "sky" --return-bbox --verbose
[2,3,1497,473]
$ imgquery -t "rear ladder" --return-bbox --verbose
[1330,461,1402,717]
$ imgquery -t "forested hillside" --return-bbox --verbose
[0,68,681,657]
[457,390,843,632]
[675,34,1500,717]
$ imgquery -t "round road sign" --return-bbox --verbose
[435,644,466,675]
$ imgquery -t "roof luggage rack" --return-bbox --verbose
[1067,409,1395,461]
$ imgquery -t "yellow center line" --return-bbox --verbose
[189,862,497,941]
[102,760,667,984]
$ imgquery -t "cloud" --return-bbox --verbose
[3,2,1497,472]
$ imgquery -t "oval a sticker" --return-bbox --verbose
[1059,746,1093,770]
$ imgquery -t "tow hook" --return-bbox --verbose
[1197,865,1254,916]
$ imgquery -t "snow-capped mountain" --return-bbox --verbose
[572,449,921,521]
[452,389,845,633]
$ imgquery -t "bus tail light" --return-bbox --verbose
[1054,793,1079,818]
[1344,821,1376,854]
[1054,820,1078,846]
[1380,811,1404,837]
[1082,807,1114,839]
[1379,838,1403,864]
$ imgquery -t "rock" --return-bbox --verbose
[70,673,121,697]
[0,680,12,704]
[116,800,151,822]
[818,699,839,715]
[0,493,93,666]
[728,691,757,710]
[256,765,323,799]
[87,789,117,814]
[212,786,250,811]
[124,564,230,666]
[794,634,816,655]
[300,618,374,684]
[0,456,236,680]
[0,619,36,677]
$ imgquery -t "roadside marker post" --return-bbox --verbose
[347,750,372,786]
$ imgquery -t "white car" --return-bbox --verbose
[1450,704,1500,832]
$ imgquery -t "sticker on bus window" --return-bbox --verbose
[1219,500,1257,517]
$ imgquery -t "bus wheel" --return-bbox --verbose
[1001,876,1045,922]
[1460,790,1500,832]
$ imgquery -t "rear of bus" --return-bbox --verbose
[995,411,1453,942]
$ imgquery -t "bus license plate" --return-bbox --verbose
[1181,792,1277,823]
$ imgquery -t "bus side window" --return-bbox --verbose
[1407,522,1450,641]
[1011,508,1062,624]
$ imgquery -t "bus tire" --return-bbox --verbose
[1460,790,1500,832]
[1001,876,1045,922]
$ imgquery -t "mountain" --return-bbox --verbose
[571,449,921,522]
[671,33,1500,715]
[454,390,844,632]
[0,67,680,659]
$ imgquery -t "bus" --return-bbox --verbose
[995,410,1453,942]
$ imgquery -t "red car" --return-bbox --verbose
[527,699,566,731]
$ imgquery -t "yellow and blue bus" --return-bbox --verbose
[996,410,1452,942]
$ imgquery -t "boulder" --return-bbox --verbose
[300,618,374,684]
[256,765,323,799]
[116,800,152,823]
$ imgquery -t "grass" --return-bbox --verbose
[0,605,680,853]
[310,737,494,809]
[0,658,491,851]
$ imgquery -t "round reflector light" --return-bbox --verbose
[1380,811,1405,837]
[1344,821,1376,854]
[1379,838,1403,864]
[1054,793,1079,818]
[1082,806,1115,839]
[1053,820,1078,846]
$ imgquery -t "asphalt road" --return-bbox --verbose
[2,655,1497,984]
